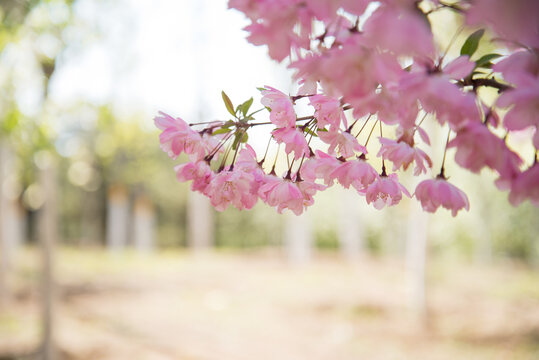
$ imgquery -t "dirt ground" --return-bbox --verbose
[1,248,539,360]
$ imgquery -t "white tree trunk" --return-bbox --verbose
[405,201,429,326]
[133,194,155,253]
[38,163,58,360]
[187,191,214,250]
[0,142,8,306]
[106,185,129,251]
[337,191,364,261]
[0,143,24,306]
[284,211,312,265]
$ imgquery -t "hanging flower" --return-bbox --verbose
[366,173,410,209]
[415,178,470,216]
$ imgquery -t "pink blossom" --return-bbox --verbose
[363,5,434,57]
[351,86,419,129]
[258,175,305,215]
[297,179,325,208]
[204,170,258,211]
[232,0,310,61]
[297,78,317,96]
[309,94,346,130]
[260,86,296,128]
[366,173,411,210]
[494,50,539,87]
[292,37,403,102]
[415,178,470,216]
[272,127,310,160]
[400,72,480,130]
[494,51,539,142]
[340,0,370,16]
[318,129,366,158]
[448,122,522,180]
[174,161,213,192]
[443,55,475,80]
[508,163,539,206]
[467,0,539,48]
[154,112,207,160]
[377,137,432,175]
[330,157,379,193]
[497,82,539,138]
[300,150,341,185]
[235,145,262,173]
[234,145,266,192]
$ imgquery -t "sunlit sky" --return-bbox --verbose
[49,0,291,128]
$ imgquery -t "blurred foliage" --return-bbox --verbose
[215,205,282,248]
[315,228,339,250]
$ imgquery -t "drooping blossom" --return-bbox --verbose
[154,112,207,160]
[377,137,432,175]
[318,129,367,158]
[448,122,522,180]
[508,163,539,206]
[443,55,475,80]
[330,157,379,193]
[174,161,213,193]
[366,173,411,210]
[300,150,341,185]
[495,51,539,147]
[296,178,326,208]
[466,0,539,49]
[204,170,258,211]
[258,175,305,215]
[415,178,470,216]
[155,0,539,216]
[399,70,480,130]
[272,127,310,160]
[260,86,296,128]
[231,0,311,61]
[292,36,404,102]
[234,145,266,192]
[309,94,346,130]
[494,50,539,86]
[363,5,434,57]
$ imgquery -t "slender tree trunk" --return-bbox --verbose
[80,189,101,247]
[405,201,429,328]
[106,184,129,251]
[0,142,8,306]
[337,191,364,261]
[187,192,214,251]
[284,211,312,265]
[38,162,58,360]
[133,194,155,253]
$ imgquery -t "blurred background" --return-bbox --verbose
[0,0,538,359]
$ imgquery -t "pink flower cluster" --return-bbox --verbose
[154,0,539,217]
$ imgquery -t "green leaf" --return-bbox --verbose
[475,53,501,68]
[221,91,236,117]
[240,97,253,116]
[257,87,267,92]
[232,131,241,150]
[213,127,232,135]
[240,132,248,143]
[460,29,485,57]
[232,131,249,150]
